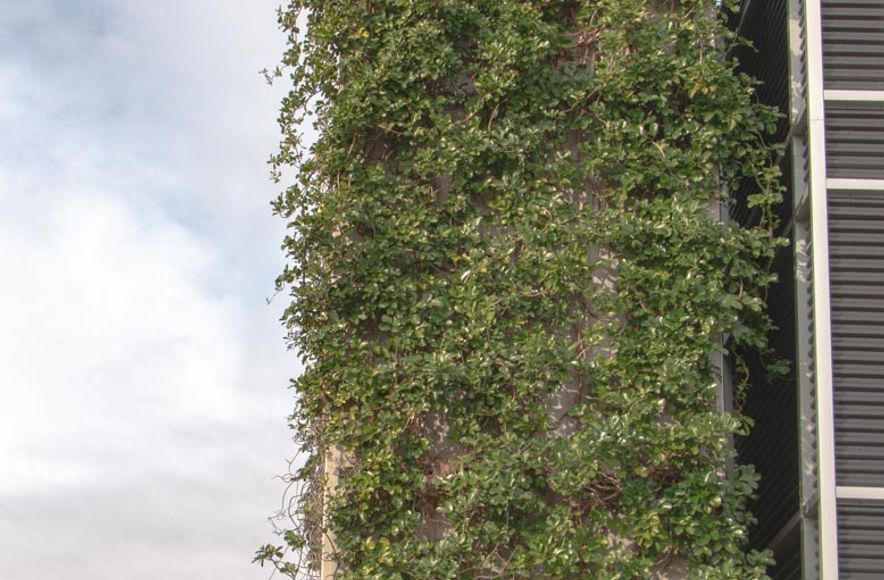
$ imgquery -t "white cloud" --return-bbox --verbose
[0,188,241,492]
[0,1,303,578]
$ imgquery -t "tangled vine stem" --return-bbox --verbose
[257,1,784,578]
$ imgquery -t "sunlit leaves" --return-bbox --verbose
[263,0,781,577]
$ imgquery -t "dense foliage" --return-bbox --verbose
[257,0,783,577]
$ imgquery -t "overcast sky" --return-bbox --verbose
[0,2,304,578]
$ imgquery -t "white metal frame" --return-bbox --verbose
[824,85,884,565]
[805,0,840,577]
[836,487,884,502]
[824,90,884,104]
[827,179,884,192]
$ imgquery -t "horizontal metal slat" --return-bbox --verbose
[826,115,884,178]
[830,189,884,490]
[822,1,884,90]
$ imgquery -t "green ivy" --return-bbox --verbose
[257,1,782,577]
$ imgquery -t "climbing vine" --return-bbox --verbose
[257,0,783,577]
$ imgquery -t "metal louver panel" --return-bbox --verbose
[838,500,884,578]
[829,193,884,486]
[826,103,884,180]
[821,0,884,90]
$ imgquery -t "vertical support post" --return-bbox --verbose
[803,0,840,577]
[785,0,823,575]
[321,446,342,579]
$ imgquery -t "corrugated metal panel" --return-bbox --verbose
[829,193,884,487]
[737,244,800,550]
[728,0,793,230]
[730,2,803,575]
[825,103,884,180]
[802,218,822,580]
[771,523,803,580]
[733,0,791,140]
[796,98,820,580]
[821,0,884,90]
[795,0,809,108]
[838,500,884,578]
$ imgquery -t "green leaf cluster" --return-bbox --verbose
[260,1,781,577]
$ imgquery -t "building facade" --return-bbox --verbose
[733,0,884,577]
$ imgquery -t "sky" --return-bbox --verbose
[0,1,306,578]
